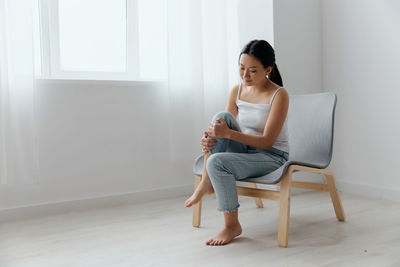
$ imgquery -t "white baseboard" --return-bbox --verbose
[2,180,398,223]
[337,180,400,202]
[0,184,193,223]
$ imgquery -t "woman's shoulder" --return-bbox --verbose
[270,83,288,97]
[231,83,240,92]
[229,84,240,98]
[277,86,288,94]
[272,86,289,105]
[276,86,288,95]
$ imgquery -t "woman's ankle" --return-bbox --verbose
[200,175,211,184]
[225,221,241,229]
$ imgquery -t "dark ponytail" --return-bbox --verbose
[270,63,283,87]
[239,40,283,87]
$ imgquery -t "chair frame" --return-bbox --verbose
[191,164,345,247]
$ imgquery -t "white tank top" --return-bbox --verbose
[236,83,289,153]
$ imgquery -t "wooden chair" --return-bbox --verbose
[191,92,345,247]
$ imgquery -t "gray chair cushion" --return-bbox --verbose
[193,92,337,184]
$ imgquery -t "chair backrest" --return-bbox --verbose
[287,92,337,169]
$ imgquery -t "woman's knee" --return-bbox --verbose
[211,111,234,123]
[206,153,233,175]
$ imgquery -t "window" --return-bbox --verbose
[58,0,127,72]
[36,0,167,81]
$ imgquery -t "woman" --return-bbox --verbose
[185,40,289,246]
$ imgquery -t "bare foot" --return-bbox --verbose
[184,181,214,207]
[206,224,242,246]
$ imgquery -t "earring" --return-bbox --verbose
[266,74,269,79]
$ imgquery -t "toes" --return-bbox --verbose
[185,197,194,207]
[206,238,229,246]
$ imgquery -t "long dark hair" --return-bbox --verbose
[239,40,283,87]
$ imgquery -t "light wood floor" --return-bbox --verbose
[1,190,399,267]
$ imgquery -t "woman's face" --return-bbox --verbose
[239,54,271,86]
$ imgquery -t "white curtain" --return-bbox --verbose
[166,0,241,161]
[0,0,39,184]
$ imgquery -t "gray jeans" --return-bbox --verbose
[206,111,289,213]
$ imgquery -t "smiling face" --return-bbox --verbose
[239,53,272,86]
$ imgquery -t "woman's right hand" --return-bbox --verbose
[200,131,217,154]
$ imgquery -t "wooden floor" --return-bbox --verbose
[1,190,399,267]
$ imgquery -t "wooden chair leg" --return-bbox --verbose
[278,171,292,247]
[248,182,264,208]
[325,173,345,221]
[192,175,202,227]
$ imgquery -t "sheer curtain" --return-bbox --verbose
[166,0,240,161]
[0,0,39,184]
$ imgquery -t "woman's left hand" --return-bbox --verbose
[207,118,231,139]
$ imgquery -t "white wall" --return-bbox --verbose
[322,0,400,200]
[274,0,322,94]
[0,0,323,212]
[238,0,274,47]
[0,80,191,210]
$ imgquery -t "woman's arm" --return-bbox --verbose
[225,84,239,117]
[209,88,289,150]
[201,85,239,153]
